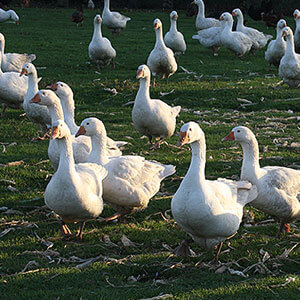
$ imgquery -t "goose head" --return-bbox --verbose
[30,89,60,106]
[192,0,203,7]
[136,64,151,80]
[170,11,178,21]
[277,19,287,30]
[51,120,71,140]
[9,10,19,24]
[281,26,293,41]
[47,81,73,99]
[94,14,102,24]
[219,12,232,22]
[232,8,242,17]
[75,117,106,138]
[20,63,35,77]
[178,121,205,146]
[222,126,256,144]
[153,18,162,31]
[293,9,300,20]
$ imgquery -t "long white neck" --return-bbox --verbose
[155,27,165,49]
[93,21,102,40]
[0,39,4,56]
[136,77,151,102]
[236,13,244,30]
[88,132,109,165]
[0,45,3,74]
[103,0,110,12]
[285,34,296,57]
[25,70,38,103]
[60,94,78,135]
[170,18,177,32]
[196,1,205,19]
[224,19,233,33]
[296,18,300,30]
[48,101,64,124]
[276,26,282,40]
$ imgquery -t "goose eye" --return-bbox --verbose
[42,92,45,96]
[86,122,90,125]
[61,84,63,87]
[237,130,240,133]
[189,128,192,131]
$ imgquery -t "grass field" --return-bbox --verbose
[0,6,300,300]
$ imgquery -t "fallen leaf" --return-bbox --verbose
[7,160,24,166]
[121,234,135,247]
[0,228,15,238]
[138,294,173,300]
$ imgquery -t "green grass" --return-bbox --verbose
[0,7,300,300]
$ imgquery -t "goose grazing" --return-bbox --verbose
[223,126,300,236]
[132,65,181,149]
[264,19,286,70]
[89,14,116,69]
[192,18,225,56]
[44,119,107,240]
[76,117,176,222]
[20,63,51,138]
[293,9,300,53]
[147,18,177,86]
[0,8,19,24]
[102,0,131,35]
[192,0,220,30]
[232,8,272,50]
[164,11,186,58]
[278,26,300,88]
[0,33,36,73]
[47,81,126,156]
[171,122,257,261]
[219,12,253,57]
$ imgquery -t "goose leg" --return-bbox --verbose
[77,222,85,241]
[210,241,223,265]
[173,240,193,257]
[1,103,7,118]
[101,208,135,224]
[111,59,115,69]
[153,138,164,149]
[277,222,290,238]
[59,220,72,238]
[152,77,156,87]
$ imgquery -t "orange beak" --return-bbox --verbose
[75,126,86,138]
[154,23,158,30]
[232,12,235,16]
[177,131,190,147]
[220,16,224,21]
[47,83,58,91]
[136,69,144,79]
[20,68,27,77]
[15,20,19,25]
[222,131,235,141]
[51,126,59,140]
[30,93,41,104]
[294,14,298,19]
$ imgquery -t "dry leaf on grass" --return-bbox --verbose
[121,234,136,247]
[0,179,16,185]
[3,209,24,215]
[228,267,248,278]
[0,228,15,238]
[7,160,24,166]
[22,260,39,272]
[138,294,173,300]
[277,243,299,259]
[7,185,19,193]
[160,90,174,97]
[270,277,296,288]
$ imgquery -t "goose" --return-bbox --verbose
[72,5,84,26]
[171,122,257,261]
[164,11,186,58]
[75,117,176,221]
[223,126,300,235]
[20,63,51,138]
[47,81,126,156]
[232,8,272,50]
[192,18,225,56]
[264,19,286,69]
[219,12,253,57]
[132,65,181,149]
[44,119,107,240]
[192,0,220,30]
[278,26,300,88]
[30,90,91,170]
[147,18,177,86]
[0,8,19,24]
[0,40,28,117]
[293,9,300,53]
[89,14,116,69]
[0,33,36,73]
[102,0,131,35]
[88,0,95,9]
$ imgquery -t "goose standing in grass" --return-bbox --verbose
[102,0,131,35]
[223,126,300,236]
[278,26,300,88]
[76,117,176,222]
[192,0,220,30]
[192,18,225,56]
[47,81,126,156]
[265,19,286,70]
[147,19,177,86]
[0,8,19,24]
[132,65,181,149]
[20,63,51,139]
[0,33,36,73]
[219,12,253,57]
[44,119,107,241]
[72,5,84,26]
[89,14,116,69]
[171,122,257,261]
[164,11,186,58]
[293,9,300,53]
[232,8,272,50]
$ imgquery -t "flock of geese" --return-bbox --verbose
[1,0,300,261]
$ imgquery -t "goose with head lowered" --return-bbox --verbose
[76,117,176,222]
[0,8,19,24]
[47,81,126,156]
[44,119,107,240]
[147,18,177,86]
[171,122,257,261]
[223,126,300,236]
[132,64,181,149]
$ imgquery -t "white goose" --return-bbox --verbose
[0,33,36,73]
[164,11,186,57]
[232,8,272,50]
[192,0,220,30]
[0,40,28,117]
[76,117,176,221]
[219,12,253,57]
[223,126,300,235]
[44,119,107,240]
[0,8,19,24]
[132,65,181,149]
[102,0,131,35]
[87,0,95,9]
[293,9,300,53]
[89,14,116,69]
[278,26,300,88]
[147,18,177,85]
[47,81,126,156]
[20,63,51,138]
[265,19,286,69]
[171,122,257,260]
